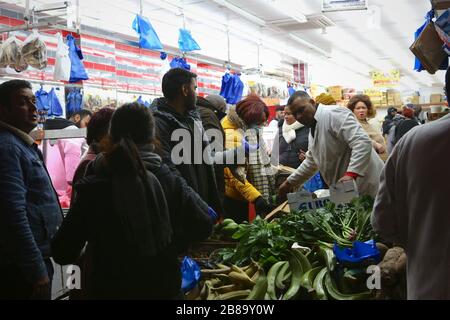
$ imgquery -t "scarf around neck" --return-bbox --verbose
[282,120,303,144]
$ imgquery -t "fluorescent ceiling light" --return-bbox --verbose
[210,0,266,26]
[289,34,330,57]
[267,0,307,23]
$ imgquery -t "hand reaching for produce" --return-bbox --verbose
[278,180,293,201]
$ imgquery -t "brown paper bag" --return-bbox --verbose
[410,22,447,74]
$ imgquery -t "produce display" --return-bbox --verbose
[184,196,407,300]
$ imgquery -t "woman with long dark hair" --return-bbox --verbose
[51,102,214,299]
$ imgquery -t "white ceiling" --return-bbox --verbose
[1,0,446,90]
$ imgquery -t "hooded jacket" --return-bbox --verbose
[151,97,224,216]
[51,147,212,299]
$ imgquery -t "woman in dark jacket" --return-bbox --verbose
[51,102,214,299]
[272,105,309,169]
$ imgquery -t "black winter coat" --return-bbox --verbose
[51,152,212,299]
[151,98,224,216]
[274,120,309,169]
[197,97,226,205]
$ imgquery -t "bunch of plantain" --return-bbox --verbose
[214,218,240,239]
[190,261,265,300]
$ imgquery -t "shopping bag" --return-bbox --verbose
[178,28,201,52]
[333,240,381,265]
[180,256,201,292]
[411,21,448,74]
[35,87,49,111]
[54,32,71,81]
[21,29,48,70]
[67,34,89,83]
[132,14,163,50]
[170,56,191,70]
[66,88,83,116]
[47,88,63,117]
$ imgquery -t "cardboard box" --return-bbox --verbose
[430,93,443,103]
[328,86,343,101]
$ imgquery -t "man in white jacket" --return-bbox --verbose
[371,67,450,300]
[278,91,384,199]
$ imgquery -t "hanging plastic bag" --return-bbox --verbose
[35,87,49,112]
[0,35,28,72]
[170,56,191,70]
[178,28,201,52]
[47,88,63,117]
[21,29,48,70]
[132,14,163,50]
[54,32,71,81]
[180,256,201,293]
[66,88,83,116]
[67,34,89,83]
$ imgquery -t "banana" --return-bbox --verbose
[246,269,268,300]
[267,261,288,300]
[215,289,251,300]
[282,254,303,300]
[205,281,219,300]
[214,274,232,285]
[229,271,256,288]
[211,284,242,294]
[244,263,259,278]
[312,267,328,300]
[201,266,232,276]
[324,272,373,300]
[274,261,290,290]
[300,266,322,291]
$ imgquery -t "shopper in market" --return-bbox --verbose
[278,91,384,199]
[51,102,215,299]
[268,106,285,127]
[43,108,92,208]
[347,94,388,161]
[151,68,224,217]
[271,104,309,169]
[221,94,276,222]
[381,106,398,137]
[0,80,63,299]
[371,67,450,300]
[71,107,115,203]
[393,107,420,144]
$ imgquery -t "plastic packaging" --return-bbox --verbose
[54,32,71,81]
[0,35,28,72]
[21,29,48,70]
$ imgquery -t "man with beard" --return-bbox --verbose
[151,68,223,218]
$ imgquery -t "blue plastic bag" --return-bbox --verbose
[47,88,63,117]
[35,87,49,111]
[303,172,325,193]
[181,256,201,292]
[66,88,83,117]
[132,15,163,50]
[170,57,191,70]
[67,34,89,83]
[333,240,381,265]
[220,73,244,104]
[178,28,201,52]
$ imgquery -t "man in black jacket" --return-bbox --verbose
[152,68,224,216]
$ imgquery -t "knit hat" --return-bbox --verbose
[205,94,227,113]
[315,93,336,105]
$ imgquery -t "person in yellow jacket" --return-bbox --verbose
[221,94,276,223]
